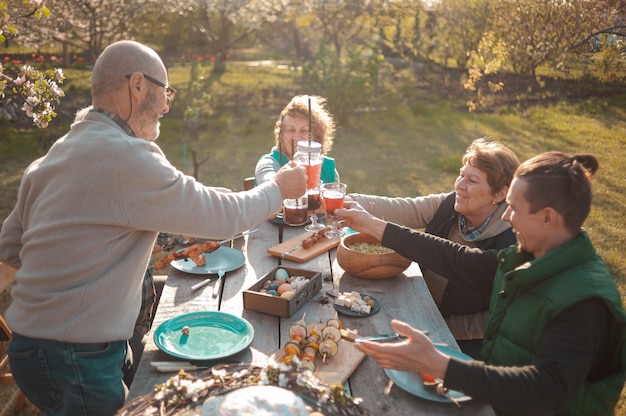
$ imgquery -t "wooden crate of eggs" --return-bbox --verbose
[243,267,322,318]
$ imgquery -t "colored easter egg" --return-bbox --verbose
[274,268,289,281]
[277,283,294,295]
[280,291,294,299]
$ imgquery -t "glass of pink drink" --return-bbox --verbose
[294,141,326,231]
[304,163,322,189]
[321,182,347,239]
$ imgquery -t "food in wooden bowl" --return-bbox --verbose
[337,233,411,279]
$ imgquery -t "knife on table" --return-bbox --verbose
[281,243,303,259]
[354,333,408,343]
[150,361,208,372]
[354,330,431,343]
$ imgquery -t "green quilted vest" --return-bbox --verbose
[481,231,626,415]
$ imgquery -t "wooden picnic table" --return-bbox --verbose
[125,219,495,415]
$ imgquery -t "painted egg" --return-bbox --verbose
[268,283,279,291]
[266,289,279,297]
[277,283,294,295]
[280,291,294,299]
[274,268,289,281]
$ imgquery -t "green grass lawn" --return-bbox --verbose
[1,63,625,414]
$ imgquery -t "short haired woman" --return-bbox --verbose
[349,138,520,356]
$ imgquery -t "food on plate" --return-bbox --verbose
[420,371,436,383]
[334,291,375,315]
[420,371,461,407]
[154,241,221,270]
[420,371,438,389]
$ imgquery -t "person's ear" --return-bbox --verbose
[127,73,144,97]
[494,187,508,204]
[542,207,561,228]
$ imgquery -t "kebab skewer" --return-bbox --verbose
[154,241,221,270]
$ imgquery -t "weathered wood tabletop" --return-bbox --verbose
[125,219,495,415]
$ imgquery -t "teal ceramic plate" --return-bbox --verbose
[269,213,285,225]
[334,293,380,317]
[154,311,254,361]
[170,246,245,275]
[384,345,473,404]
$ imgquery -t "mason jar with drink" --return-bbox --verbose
[293,140,327,231]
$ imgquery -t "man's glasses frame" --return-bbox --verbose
[125,73,176,102]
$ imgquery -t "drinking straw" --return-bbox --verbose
[308,97,312,146]
[308,97,312,163]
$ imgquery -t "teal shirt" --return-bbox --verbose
[269,149,337,185]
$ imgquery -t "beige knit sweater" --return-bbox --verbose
[0,112,283,343]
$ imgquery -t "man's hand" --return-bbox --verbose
[353,319,451,379]
[274,163,306,200]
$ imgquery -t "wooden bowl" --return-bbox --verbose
[337,233,411,279]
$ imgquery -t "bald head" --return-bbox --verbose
[91,40,166,98]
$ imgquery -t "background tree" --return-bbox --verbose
[433,0,492,67]
[1,0,65,128]
[164,0,286,73]
[300,0,373,60]
[462,30,507,139]
[491,0,619,76]
[14,0,155,65]
[373,0,426,63]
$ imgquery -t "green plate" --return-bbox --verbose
[384,345,473,404]
[170,246,245,275]
[154,311,254,361]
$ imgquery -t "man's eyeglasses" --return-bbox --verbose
[125,73,176,103]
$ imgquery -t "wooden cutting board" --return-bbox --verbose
[267,231,340,262]
[269,324,366,385]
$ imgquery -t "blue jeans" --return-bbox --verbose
[8,333,128,416]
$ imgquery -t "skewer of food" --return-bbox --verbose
[301,226,332,249]
[318,318,342,362]
[421,371,461,408]
[154,241,221,270]
[281,316,343,369]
